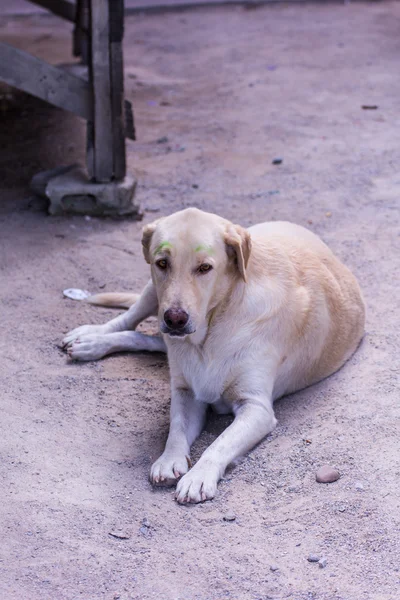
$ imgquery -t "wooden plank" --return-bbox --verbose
[27,0,76,22]
[0,42,92,120]
[89,0,114,182]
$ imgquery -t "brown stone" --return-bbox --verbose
[316,465,340,483]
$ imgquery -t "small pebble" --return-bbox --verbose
[223,513,236,522]
[272,158,283,165]
[270,565,279,572]
[319,557,328,569]
[307,554,320,563]
[316,465,340,483]
[325,211,332,217]
[139,517,151,537]
[157,136,169,144]
[355,481,364,491]
[287,485,299,493]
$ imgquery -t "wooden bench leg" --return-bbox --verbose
[87,0,127,183]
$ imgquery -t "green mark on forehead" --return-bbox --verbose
[194,244,214,254]
[153,241,172,255]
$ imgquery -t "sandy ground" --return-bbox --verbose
[0,2,399,599]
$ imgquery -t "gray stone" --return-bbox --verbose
[316,465,340,483]
[307,554,320,563]
[31,164,78,197]
[139,517,151,537]
[287,485,300,493]
[31,165,141,218]
[142,517,151,528]
[318,557,328,568]
[223,513,236,522]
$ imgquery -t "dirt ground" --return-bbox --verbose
[0,2,399,599]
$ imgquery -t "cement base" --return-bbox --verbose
[31,165,141,217]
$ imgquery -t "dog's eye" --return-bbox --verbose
[156,259,168,270]
[197,263,213,274]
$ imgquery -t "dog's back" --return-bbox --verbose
[247,221,365,396]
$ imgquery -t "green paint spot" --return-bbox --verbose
[194,244,214,255]
[153,241,172,255]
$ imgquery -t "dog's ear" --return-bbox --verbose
[224,223,252,282]
[141,221,158,263]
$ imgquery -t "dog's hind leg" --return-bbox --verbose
[62,280,158,349]
[67,330,166,361]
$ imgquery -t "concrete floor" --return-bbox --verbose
[0,2,399,600]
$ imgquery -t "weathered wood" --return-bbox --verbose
[86,120,95,181]
[89,0,114,182]
[109,0,127,182]
[27,0,76,22]
[0,42,92,120]
[124,99,136,141]
[110,41,126,179]
[73,0,90,63]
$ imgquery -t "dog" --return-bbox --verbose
[62,208,365,503]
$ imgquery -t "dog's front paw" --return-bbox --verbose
[61,324,108,349]
[150,453,191,487]
[175,464,218,504]
[66,334,112,361]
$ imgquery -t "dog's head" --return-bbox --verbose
[142,208,251,342]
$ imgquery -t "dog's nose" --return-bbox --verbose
[164,308,189,330]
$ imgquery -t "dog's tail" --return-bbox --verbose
[86,292,139,309]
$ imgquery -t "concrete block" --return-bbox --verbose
[31,165,141,218]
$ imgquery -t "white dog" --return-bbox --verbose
[63,208,365,503]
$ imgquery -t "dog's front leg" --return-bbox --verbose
[62,280,160,360]
[175,397,277,504]
[150,388,207,487]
